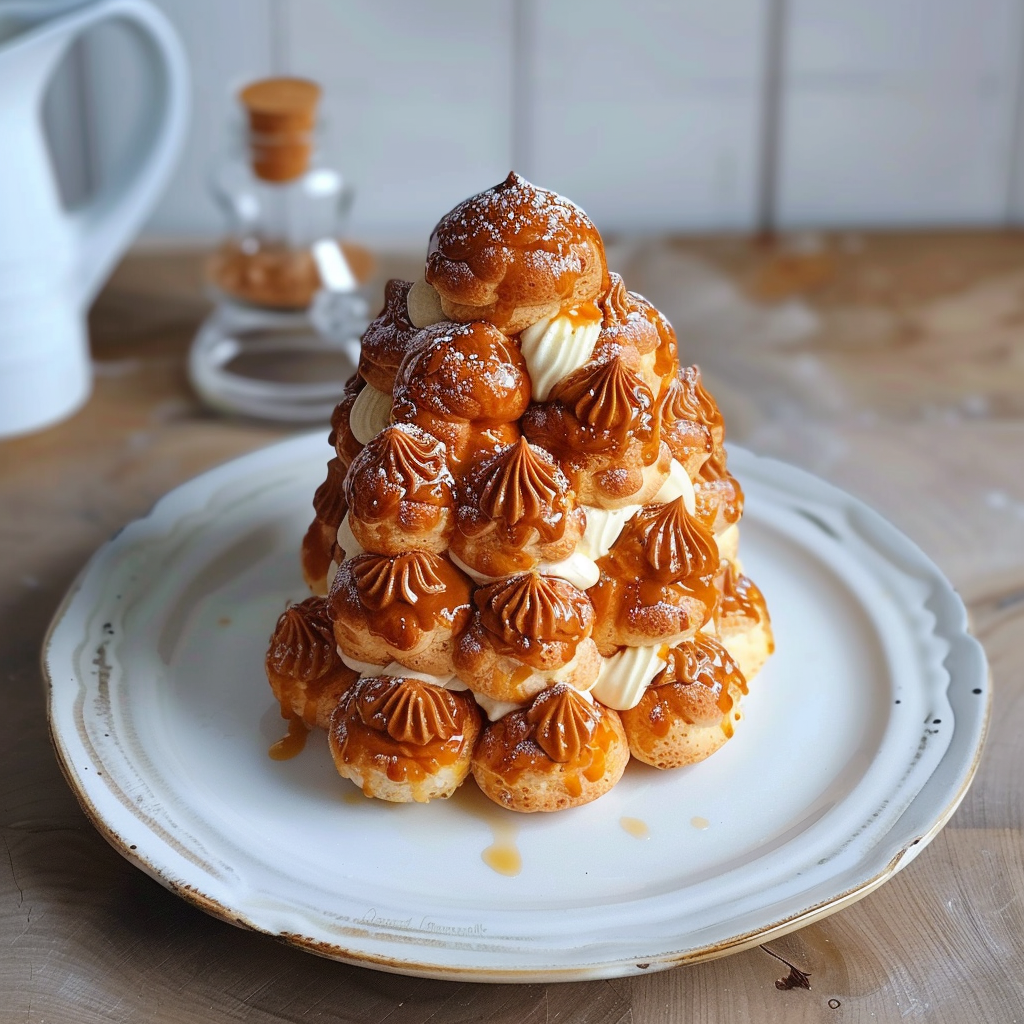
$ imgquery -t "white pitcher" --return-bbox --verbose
[0,0,188,438]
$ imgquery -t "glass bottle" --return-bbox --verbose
[191,77,368,423]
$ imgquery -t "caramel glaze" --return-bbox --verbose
[300,517,336,591]
[474,686,616,793]
[344,423,453,538]
[520,356,662,503]
[425,172,608,332]
[330,372,366,471]
[329,551,472,652]
[331,676,480,784]
[588,499,720,652]
[265,596,359,729]
[452,438,584,575]
[311,456,349,528]
[358,279,420,393]
[474,572,594,669]
[655,373,714,475]
[269,713,309,760]
[636,634,747,738]
[391,320,531,468]
[677,365,725,445]
[694,446,744,529]
[717,562,774,649]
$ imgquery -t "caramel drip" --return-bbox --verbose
[311,457,348,526]
[552,356,652,442]
[526,686,600,763]
[268,713,310,760]
[476,572,592,647]
[652,634,747,714]
[347,423,452,519]
[476,438,565,527]
[718,562,761,623]
[353,552,447,609]
[267,597,337,680]
[358,677,462,744]
[426,172,606,328]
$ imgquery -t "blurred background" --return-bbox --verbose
[46,0,1024,244]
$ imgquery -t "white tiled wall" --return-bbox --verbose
[50,0,1024,238]
[776,0,1024,227]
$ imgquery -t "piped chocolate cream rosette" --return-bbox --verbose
[453,571,601,707]
[329,674,482,803]
[471,684,628,812]
[342,423,455,556]
[328,550,472,676]
[266,596,359,731]
[450,438,585,580]
[266,172,775,809]
[522,354,672,509]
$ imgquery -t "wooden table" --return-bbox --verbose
[2,235,1022,1021]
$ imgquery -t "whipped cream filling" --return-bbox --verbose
[326,559,340,591]
[590,644,670,711]
[339,652,469,691]
[537,550,600,591]
[448,549,497,585]
[576,503,641,562]
[349,383,393,445]
[653,458,696,515]
[336,512,364,559]
[472,681,594,722]
[406,277,446,328]
[472,691,523,722]
[519,310,602,401]
[449,548,599,591]
[338,651,386,675]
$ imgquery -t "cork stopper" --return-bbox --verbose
[239,77,321,183]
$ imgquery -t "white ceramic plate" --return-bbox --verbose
[44,435,989,982]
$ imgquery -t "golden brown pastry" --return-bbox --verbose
[391,320,531,468]
[343,423,454,555]
[329,674,482,802]
[453,572,600,703]
[471,685,629,812]
[592,273,679,393]
[450,438,585,578]
[266,596,359,730]
[328,550,472,675]
[425,172,608,334]
[714,561,774,681]
[522,354,671,508]
[655,366,718,478]
[589,496,720,652]
[694,446,744,536]
[620,633,747,768]
[301,456,348,595]
[329,372,366,473]
[358,279,421,393]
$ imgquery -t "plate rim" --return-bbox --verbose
[42,433,991,982]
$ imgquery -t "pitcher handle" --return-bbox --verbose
[61,0,190,307]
